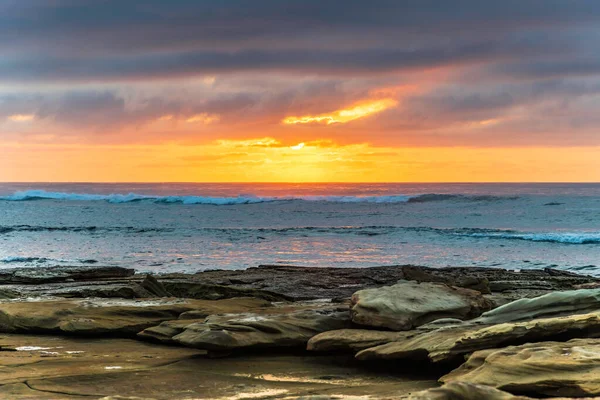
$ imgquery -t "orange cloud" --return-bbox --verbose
[282,98,398,125]
[8,114,35,122]
[216,137,282,147]
[185,113,220,124]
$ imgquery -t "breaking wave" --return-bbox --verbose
[0,225,173,234]
[0,190,517,205]
[0,256,50,263]
[0,256,99,265]
[451,229,600,244]
[2,224,596,244]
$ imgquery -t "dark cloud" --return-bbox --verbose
[493,59,600,80]
[0,39,561,82]
[3,1,600,148]
[3,1,599,51]
[0,1,598,81]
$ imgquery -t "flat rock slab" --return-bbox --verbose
[2,265,598,303]
[308,329,419,353]
[441,339,600,398]
[0,266,135,284]
[183,264,599,301]
[0,334,437,399]
[0,297,272,337]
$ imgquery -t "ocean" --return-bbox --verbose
[0,183,599,275]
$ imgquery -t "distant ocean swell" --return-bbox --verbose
[0,190,517,204]
[0,256,98,264]
[0,225,172,234]
[1,224,598,244]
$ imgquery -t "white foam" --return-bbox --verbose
[15,346,53,351]
[0,190,417,205]
[463,231,600,244]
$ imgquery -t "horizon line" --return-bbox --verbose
[2,181,600,185]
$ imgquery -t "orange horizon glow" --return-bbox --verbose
[2,137,600,182]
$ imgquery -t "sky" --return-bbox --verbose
[1,0,600,182]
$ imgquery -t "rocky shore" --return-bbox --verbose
[2,264,600,399]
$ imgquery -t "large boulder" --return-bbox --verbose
[350,281,494,331]
[441,339,600,398]
[173,308,351,352]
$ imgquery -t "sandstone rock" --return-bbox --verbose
[140,274,171,297]
[0,333,437,399]
[3,265,597,303]
[137,319,201,344]
[185,264,597,302]
[356,288,600,364]
[350,281,493,331]
[138,297,273,343]
[173,308,351,351]
[476,288,600,324]
[307,329,416,353]
[399,382,537,399]
[0,297,273,337]
[356,310,600,364]
[0,266,135,284]
[41,283,153,299]
[161,281,293,302]
[0,288,19,299]
[441,339,600,398]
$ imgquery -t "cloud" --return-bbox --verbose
[283,98,398,125]
[0,1,596,82]
[7,114,34,122]
[2,1,600,150]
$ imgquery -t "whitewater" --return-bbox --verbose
[0,182,599,275]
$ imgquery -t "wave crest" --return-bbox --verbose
[0,190,517,205]
[454,229,600,244]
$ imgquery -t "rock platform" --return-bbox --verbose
[2,264,600,399]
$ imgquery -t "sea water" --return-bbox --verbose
[0,183,599,274]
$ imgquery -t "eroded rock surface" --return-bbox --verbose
[399,382,541,400]
[173,308,351,352]
[441,339,600,398]
[0,297,272,337]
[1,264,600,399]
[307,329,418,353]
[185,264,599,301]
[0,266,135,284]
[356,288,600,364]
[2,265,598,304]
[476,288,600,324]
